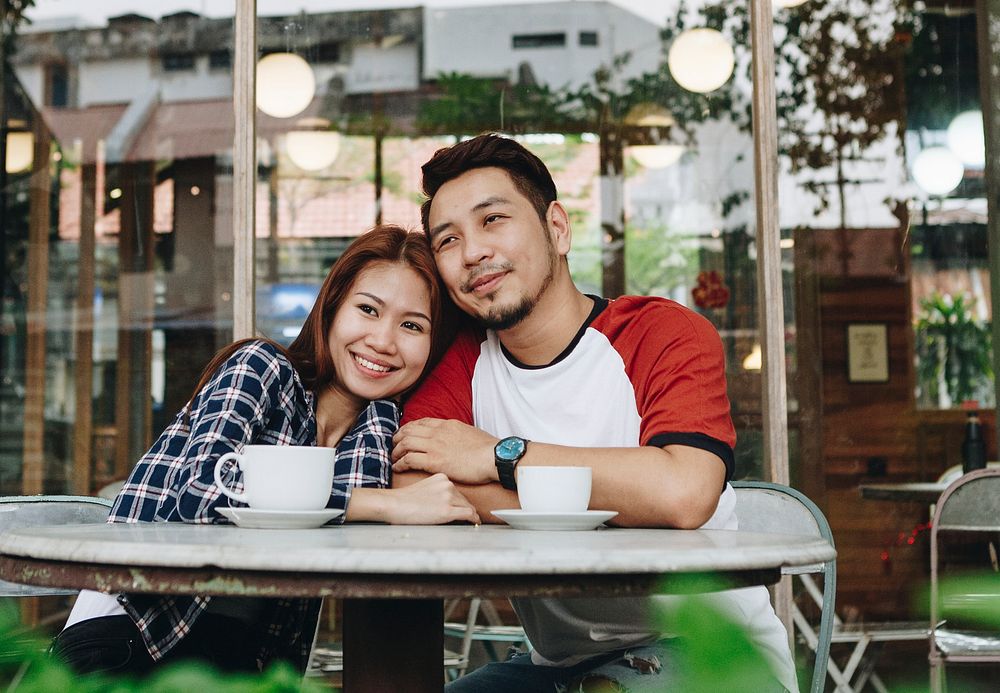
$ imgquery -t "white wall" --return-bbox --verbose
[159,56,233,103]
[14,64,45,108]
[345,42,420,94]
[78,58,155,106]
[424,1,660,90]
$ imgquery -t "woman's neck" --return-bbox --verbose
[314,384,366,448]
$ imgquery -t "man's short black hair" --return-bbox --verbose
[420,133,558,234]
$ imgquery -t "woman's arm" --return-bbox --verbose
[161,342,299,523]
[335,400,479,525]
[346,474,479,525]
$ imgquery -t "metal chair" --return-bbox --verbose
[0,495,113,598]
[736,483,930,693]
[732,481,836,693]
[443,597,530,678]
[929,467,1000,692]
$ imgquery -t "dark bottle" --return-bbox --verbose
[961,411,987,474]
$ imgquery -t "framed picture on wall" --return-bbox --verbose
[847,323,890,383]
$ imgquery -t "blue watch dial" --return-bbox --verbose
[497,437,526,461]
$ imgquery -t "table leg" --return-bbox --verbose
[343,598,443,692]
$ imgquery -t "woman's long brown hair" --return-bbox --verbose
[187,224,455,408]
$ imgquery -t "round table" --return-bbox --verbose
[0,522,835,691]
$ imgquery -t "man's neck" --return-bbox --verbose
[495,279,595,367]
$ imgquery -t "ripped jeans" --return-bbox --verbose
[445,639,789,693]
[446,639,682,693]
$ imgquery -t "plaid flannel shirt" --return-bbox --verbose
[107,340,399,669]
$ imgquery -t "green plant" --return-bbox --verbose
[914,291,994,409]
[0,600,325,693]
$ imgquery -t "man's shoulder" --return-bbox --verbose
[593,295,717,337]
[441,326,489,359]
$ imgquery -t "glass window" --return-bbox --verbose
[6,2,237,496]
[512,33,567,49]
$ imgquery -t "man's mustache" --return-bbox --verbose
[460,263,514,294]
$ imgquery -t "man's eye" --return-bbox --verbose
[484,214,502,225]
[436,236,457,251]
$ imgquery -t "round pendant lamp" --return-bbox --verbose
[912,146,964,196]
[626,105,684,169]
[5,131,33,173]
[946,110,985,168]
[285,118,341,171]
[256,52,315,119]
[668,28,735,94]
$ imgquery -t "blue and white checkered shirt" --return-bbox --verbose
[108,340,399,669]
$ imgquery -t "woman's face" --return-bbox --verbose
[327,261,433,403]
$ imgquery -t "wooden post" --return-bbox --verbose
[599,123,625,298]
[21,120,51,496]
[750,0,793,643]
[343,599,443,692]
[72,160,97,495]
[976,0,1000,446]
[114,162,155,479]
[233,0,257,340]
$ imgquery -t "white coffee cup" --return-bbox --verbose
[213,445,336,511]
[516,466,592,513]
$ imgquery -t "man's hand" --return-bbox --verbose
[392,418,498,484]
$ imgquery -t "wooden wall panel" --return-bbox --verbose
[799,228,997,619]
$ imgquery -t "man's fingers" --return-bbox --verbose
[392,452,430,473]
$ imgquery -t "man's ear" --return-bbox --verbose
[546,201,572,256]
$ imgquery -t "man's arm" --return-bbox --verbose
[392,418,724,528]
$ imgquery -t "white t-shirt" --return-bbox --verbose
[403,296,797,691]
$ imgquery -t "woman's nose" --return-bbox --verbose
[365,320,397,353]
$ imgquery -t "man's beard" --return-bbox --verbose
[476,251,556,331]
[479,295,535,330]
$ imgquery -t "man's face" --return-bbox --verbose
[426,167,560,330]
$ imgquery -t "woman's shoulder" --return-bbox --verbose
[348,399,400,440]
[223,339,301,386]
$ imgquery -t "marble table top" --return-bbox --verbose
[0,522,835,576]
[859,482,948,503]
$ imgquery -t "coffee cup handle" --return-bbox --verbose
[214,452,248,503]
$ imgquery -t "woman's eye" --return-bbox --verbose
[402,321,425,333]
[359,304,377,316]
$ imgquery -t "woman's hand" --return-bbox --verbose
[347,474,480,525]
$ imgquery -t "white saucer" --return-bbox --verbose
[217,507,344,529]
[492,509,618,531]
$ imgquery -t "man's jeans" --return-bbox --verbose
[446,640,789,693]
[50,613,260,677]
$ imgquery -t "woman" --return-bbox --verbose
[52,225,476,676]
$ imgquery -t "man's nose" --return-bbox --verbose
[461,232,494,267]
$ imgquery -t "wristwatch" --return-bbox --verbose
[494,436,529,491]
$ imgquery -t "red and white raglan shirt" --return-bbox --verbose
[403,295,796,690]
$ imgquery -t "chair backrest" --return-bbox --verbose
[932,468,1000,533]
[0,495,113,597]
[936,461,1000,486]
[929,468,1000,671]
[732,481,836,693]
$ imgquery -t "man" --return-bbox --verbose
[392,134,796,692]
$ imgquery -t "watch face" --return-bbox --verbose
[497,436,526,461]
